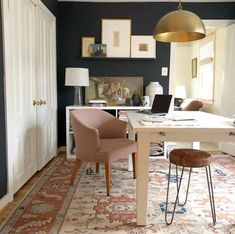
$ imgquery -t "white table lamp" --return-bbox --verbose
[174,85,187,107]
[175,85,187,99]
[65,67,89,106]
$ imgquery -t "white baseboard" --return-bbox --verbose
[0,193,13,211]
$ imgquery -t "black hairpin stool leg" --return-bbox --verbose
[206,166,216,225]
[177,167,192,207]
[165,164,186,225]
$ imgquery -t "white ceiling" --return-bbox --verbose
[58,0,235,2]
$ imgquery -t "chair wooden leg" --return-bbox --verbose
[96,163,99,173]
[105,163,111,196]
[132,152,137,179]
[71,159,82,186]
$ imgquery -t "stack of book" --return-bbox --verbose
[118,110,128,122]
[88,100,107,107]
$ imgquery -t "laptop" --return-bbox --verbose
[138,94,172,115]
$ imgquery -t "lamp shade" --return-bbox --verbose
[153,9,206,42]
[65,67,89,86]
[175,85,187,99]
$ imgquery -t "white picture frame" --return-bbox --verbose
[131,35,156,59]
[102,19,131,58]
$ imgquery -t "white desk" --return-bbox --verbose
[126,111,235,226]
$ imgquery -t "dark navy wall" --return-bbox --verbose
[0,0,58,199]
[41,0,58,16]
[57,2,235,147]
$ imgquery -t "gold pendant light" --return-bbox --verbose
[153,0,206,42]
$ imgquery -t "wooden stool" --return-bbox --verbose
[165,148,216,225]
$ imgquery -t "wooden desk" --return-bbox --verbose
[126,111,235,226]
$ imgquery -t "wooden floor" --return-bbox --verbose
[0,155,61,227]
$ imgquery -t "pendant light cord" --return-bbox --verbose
[177,0,183,10]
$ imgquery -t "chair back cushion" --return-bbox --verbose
[71,109,126,138]
[70,110,99,161]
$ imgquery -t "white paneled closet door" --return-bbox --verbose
[220,24,235,155]
[35,5,57,170]
[2,0,57,195]
[2,0,37,194]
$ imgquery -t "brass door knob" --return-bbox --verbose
[33,100,37,106]
[33,99,46,106]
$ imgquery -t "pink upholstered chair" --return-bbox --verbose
[70,109,137,196]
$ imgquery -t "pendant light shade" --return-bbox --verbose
[153,2,206,42]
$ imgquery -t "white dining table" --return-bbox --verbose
[126,111,235,226]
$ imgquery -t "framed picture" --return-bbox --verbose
[131,35,156,58]
[101,19,131,58]
[81,36,95,57]
[85,76,143,106]
[89,44,107,57]
[192,57,197,78]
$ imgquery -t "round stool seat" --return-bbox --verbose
[169,148,212,168]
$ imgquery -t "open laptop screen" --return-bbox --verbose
[151,94,172,114]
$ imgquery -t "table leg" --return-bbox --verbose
[128,124,135,171]
[136,132,150,226]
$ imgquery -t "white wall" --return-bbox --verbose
[169,42,191,97]
[202,28,227,114]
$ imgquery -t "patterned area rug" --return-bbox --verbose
[1,154,235,233]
